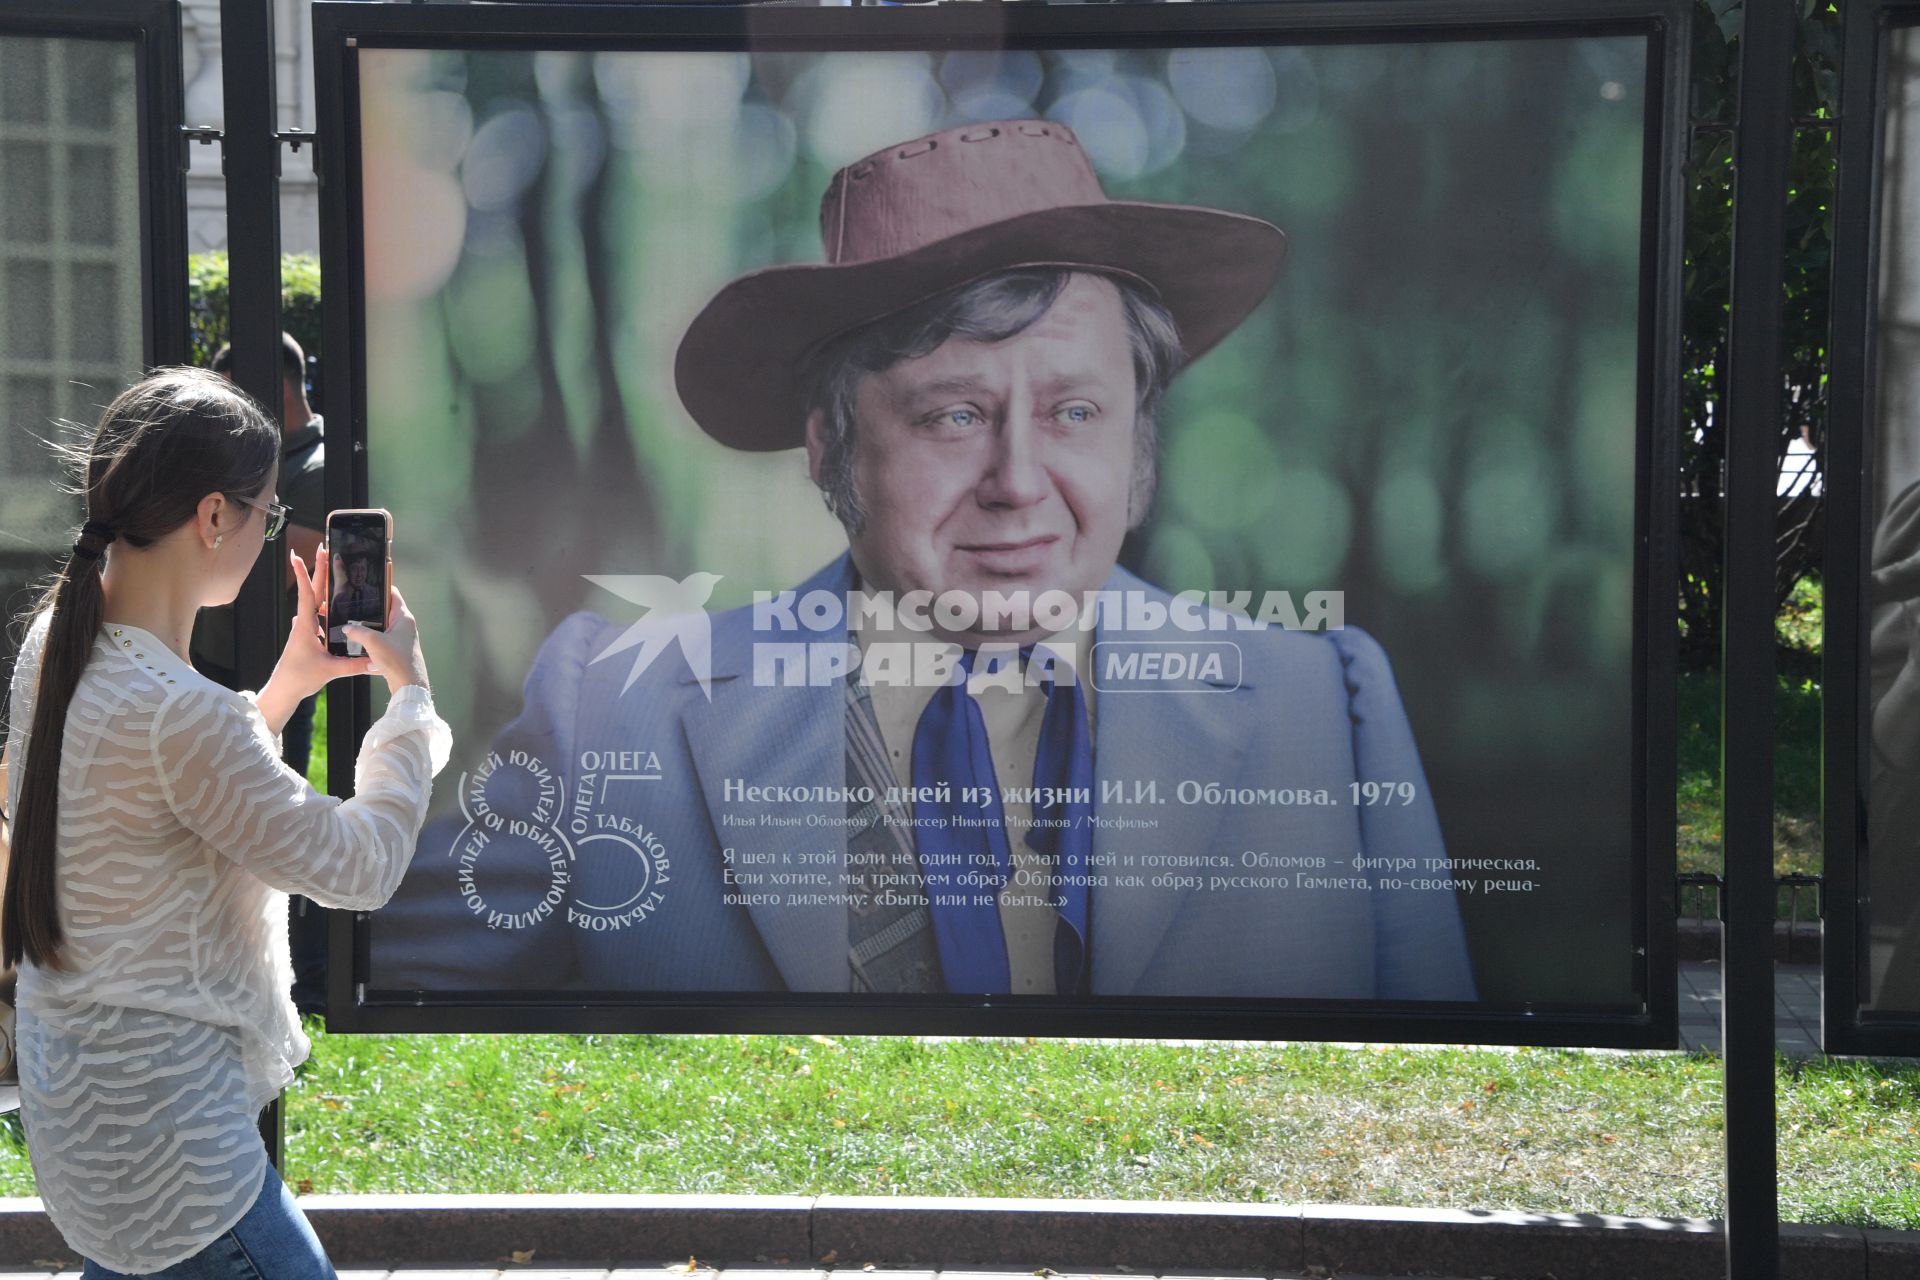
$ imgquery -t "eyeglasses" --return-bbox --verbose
[231,493,289,540]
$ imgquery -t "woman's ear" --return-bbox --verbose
[195,492,229,549]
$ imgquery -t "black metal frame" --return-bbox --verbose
[314,0,1688,1047]
[1719,0,1796,1272]
[1825,0,1920,1058]
[0,0,189,369]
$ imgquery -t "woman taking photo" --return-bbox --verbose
[1,368,449,1278]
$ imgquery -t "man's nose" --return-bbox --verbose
[977,410,1052,509]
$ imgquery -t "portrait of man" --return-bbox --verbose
[331,553,383,623]
[373,118,1477,1002]
[326,545,386,654]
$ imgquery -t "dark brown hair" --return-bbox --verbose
[4,368,278,970]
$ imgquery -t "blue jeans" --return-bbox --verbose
[80,1165,336,1280]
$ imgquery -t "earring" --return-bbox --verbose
[214,535,224,548]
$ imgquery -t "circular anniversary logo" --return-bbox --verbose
[448,748,668,932]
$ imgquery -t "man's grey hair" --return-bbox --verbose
[800,268,1185,533]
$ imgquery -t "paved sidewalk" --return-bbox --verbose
[1,1270,1425,1280]
[1677,961,1822,1056]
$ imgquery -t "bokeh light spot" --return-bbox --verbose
[463,104,547,212]
[1168,47,1276,134]
[801,54,945,172]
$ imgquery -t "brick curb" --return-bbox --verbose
[0,1196,1914,1279]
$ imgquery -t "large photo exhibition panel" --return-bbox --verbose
[328,4,1681,1043]
[1845,4,1920,1053]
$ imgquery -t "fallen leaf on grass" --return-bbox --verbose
[32,1259,72,1270]
[819,1250,840,1265]
[509,1250,536,1265]
[1034,1268,1059,1276]
[667,1257,702,1273]
[295,1178,314,1194]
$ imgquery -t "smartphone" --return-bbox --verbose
[324,508,393,658]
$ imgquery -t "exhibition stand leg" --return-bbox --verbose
[1722,0,1794,1275]
[219,0,290,1168]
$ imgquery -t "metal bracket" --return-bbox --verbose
[182,125,222,145]
[1676,871,1726,922]
[278,129,313,154]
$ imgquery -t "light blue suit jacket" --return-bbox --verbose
[373,555,1475,1000]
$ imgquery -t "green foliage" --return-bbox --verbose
[308,691,328,794]
[1678,1,1840,672]
[1676,668,1823,903]
[1777,574,1825,657]
[186,252,323,371]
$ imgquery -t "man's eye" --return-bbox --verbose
[1058,403,1097,425]
[930,408,983,430]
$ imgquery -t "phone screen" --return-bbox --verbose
[326,511,390,657]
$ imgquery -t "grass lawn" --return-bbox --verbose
[1,1031,1915,1229]
[1676,668,1822,914]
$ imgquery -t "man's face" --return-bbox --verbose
[811,273,1139,643]
[348,558,369,587]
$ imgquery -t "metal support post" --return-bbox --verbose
[220,0,285,697]
[220,0,287,1168]
[1721,0,1794,1275]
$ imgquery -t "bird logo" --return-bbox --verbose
[582,572,725,697]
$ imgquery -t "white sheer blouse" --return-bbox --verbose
[4,613,450,1274]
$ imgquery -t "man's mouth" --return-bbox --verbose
[958,535,1061,574]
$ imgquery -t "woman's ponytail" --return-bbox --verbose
[2,369,278,971]
[3,533,111,970]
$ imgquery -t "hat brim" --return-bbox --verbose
[673,201,1287,452]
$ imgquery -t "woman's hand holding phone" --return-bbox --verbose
[257,547,431,734]
[313,543,430,692]
[348,588,430,693]
[257,547,374,733]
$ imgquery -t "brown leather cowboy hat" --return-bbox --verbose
[673,118,1287,452]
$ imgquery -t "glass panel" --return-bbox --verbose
[66,144,118,245]
[1868,26,1920,1014]
[3,259,54,360]
[0,374,67,531]
[62,39,127,130]
[0,38,47,124]
[0,141,52,241]
[0,33,145,692]
[67,262,119,363]
[354,36,1657,1023]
